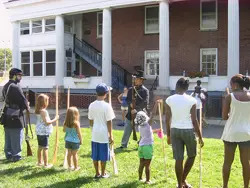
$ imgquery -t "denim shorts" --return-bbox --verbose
[37,135,49,148]
[65,141,80,150]
[171,128,197,160]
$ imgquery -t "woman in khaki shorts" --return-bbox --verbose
[165,78,204,188]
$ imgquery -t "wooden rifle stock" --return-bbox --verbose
[25,88,33,156]
[131,77,137,141]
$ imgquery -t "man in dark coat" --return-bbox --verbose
[2,68,29,162]
[118,70,149,148]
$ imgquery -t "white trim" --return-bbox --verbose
[31,19,43,34]
[45,49,56,76]
[145,5,159,34]
[20,21,30,35]
[20,51,31,77]
[200,48,218,76]
[97,12,103,38]
[144,50,159,79]
[32,50,43,76]
[200,0,218,31]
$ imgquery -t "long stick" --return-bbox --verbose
[158,101,167,177]
[131,77,137,141]
[25,87,33,157]
[52,85,59,164]
[63,87,70,169]
[199,108,203,188]
[109,88,118,175]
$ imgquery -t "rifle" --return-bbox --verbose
[131,76,137,141]
[25,87,33,156]
[108,88,118,175]
[52,85,59,164]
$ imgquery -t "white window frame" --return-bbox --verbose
[97,12,103,38]
[144,50,159,78]
[145,5,159,34]
[200,0,218,31]
[20,51,30,76]
[45,18,56,32]
[45,49,56,76]
[200,48,218,76]
[20,21,30,35]
[32,50,43,76]
[31,19,43,34]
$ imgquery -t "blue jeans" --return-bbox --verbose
[4,128,23,160]
[121,119,133,148]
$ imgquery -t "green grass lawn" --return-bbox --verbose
[0,127,244,188]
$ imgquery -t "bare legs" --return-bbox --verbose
[93,161,107,176]
[67,149,79,170]
[175,157,195,188]
[223,142,250,188]
[37,147,49,166]
[138,158,152,183]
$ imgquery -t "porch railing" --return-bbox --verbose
[73,35,131,91]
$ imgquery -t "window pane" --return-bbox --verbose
[45,19,55,25]
[46,50,56,62]
[21,22,29,28]
[21,52,30,63]
[145,51,159,76]
[66,62,72,77]
[98,25,102,36]
[45,26,55,32]
[21,64,30,76]
[32,20,42,27]
[46,63,55,76]
[32,27,42,33]
[202,1,216,13]
[33,51,42,62]
[33,63,42,76]
[98,13,103,23]
[66,49,72,58]
[147,7,159,19]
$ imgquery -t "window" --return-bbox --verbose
[65,18,72,33]
[33,51,43,76]
[145,6,159,34]
[46,50,56,76]
[20,22,30,35]
[97,12,103,38]
[145,51,159,76]
[200,48,217,75]
[66,48,72,58]
[200,0,217,30]
[21,52,30,76]
[66,62,72,77]
[45,19,55,32]
[32,20,42,33]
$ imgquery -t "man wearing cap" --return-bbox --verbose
[118,70,149,149]
[2,68,29,162]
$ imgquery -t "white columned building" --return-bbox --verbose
[227,0,239,80]
[158,0,170,94]
[12,21,19,69]
[102,8,112,86]
[56,15,65,86]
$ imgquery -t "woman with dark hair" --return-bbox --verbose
[165,78,204,188]
[222,74,250,188]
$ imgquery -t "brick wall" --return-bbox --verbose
[81,0,250,77]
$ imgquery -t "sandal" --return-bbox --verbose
[183,182,192,188]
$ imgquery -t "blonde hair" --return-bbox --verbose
[35,94,49,114]
[64,107,80,128]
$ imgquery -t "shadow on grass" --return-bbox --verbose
[114,148,137,155]
[39,176,94,188]
[110,181,139,188]
[80,152,91,159]
[0,166,32,176]
[21,168,65,180]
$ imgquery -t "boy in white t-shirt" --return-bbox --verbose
[88,83,115,178]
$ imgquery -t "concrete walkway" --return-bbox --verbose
[26,107,224,140]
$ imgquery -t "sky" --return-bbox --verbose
[0,1,12,48]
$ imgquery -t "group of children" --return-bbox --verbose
[33,83,158,183]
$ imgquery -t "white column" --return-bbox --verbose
[159,0,170,89]
[56,15,65,86]
[227,0,239,80]
[102,8,112,86]
[12,21,19,69]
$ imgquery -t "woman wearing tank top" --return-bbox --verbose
[222,74,250,188]
[165,78,204,188]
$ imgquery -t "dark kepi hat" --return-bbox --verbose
[133,70,146,80]
[9,68,23,76]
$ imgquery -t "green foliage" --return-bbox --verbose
[0,127,243,188]
[0,48,12,72]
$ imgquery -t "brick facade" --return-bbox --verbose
[81,0,250,76]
